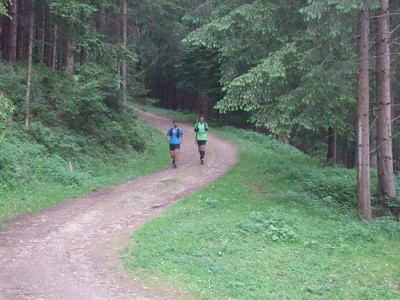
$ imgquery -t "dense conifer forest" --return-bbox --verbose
[0,0,400,219]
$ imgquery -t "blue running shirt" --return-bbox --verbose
[167,128,183,144]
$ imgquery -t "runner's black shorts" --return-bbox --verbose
[197,140,207,146]
[169,144,180,151]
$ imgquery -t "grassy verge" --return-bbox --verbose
[122,126,400,299]
[0,121,170,223]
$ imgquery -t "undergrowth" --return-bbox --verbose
[0,61,171,222]
[123,126,400,300]
[0,119,169,222]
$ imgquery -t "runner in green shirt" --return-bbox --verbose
[194,115,209,165]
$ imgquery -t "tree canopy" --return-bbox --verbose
[1,0,400,216]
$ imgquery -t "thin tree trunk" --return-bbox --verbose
[370,104,378,169]
[115,0,121,43]
[36,2,45,62]
[357,1,371,221]
[80,46,87,66]
[343,148,356,169]
[122,0,127,105]
[105,8,111,43]
[43,1,50,68]
[24,0,34,127]
[52,22,57,70]
[6,0,17,64]
[326,127,337,166]
[16,0,24,59]
[96,5,104,35]
[1,15,8,56]
[65,37,74,75]
[376,0,396,202]
[394,96,400,173]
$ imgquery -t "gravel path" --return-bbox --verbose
[0,110,238,300]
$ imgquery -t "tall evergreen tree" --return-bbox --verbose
[357,0,371,220]
[375,0,396,202]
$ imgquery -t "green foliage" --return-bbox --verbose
[0,59,146,153]
[237,209,299,242]
[0,44,167,220]
[124,124,400,299]
[0,118,169,221]
[178,0,363,156]
[372,216,400,239]
[176,45,222,100]
[303,168,358,205]
[0,93,15,125]
[0,0,11,16]
[49,0,97,38]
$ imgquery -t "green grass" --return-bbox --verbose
[123,126,400,299]
[0,121,170,223]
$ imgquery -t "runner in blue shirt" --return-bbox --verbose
[166,120,183,168]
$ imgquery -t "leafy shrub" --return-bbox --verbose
[237,208,298,242]
[26,122,84,154]
[276,166,358,206]
[94,109,145,152]
[372,216,400,239]
[0,132,31,190]
[30,155,90,186]
[333,221,376,243]
[305,170,357,206]
[0,61,26,118]
[0,93,15,124]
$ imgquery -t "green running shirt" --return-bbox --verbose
[195,122,208,141]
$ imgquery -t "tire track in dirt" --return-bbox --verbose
[0,110,238,300]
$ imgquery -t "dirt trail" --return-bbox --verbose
[0,110,238,300]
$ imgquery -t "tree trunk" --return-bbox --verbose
[357,2,371,221]
[1,15,8,57]
[376,0,396,202]
[16,0,24,60]
[105,8,111,43]
[24,0,34,127]
[65,37,74,75]
[343,148,356,169]
[52,22,57,70]
[370,104,378,169]
[277,133,289,144]
[115,0,121,43]
[5,0,17,64]
[80,46,87,66]
[393,96,400,173]
[43,5,52,68]
[326,127,337,166]
[38,2,45,62]
[121,0,127,106]
[96,5,104,35]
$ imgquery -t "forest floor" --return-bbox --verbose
[0,110,238,300]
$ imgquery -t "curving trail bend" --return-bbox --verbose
[0,111,238,300]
